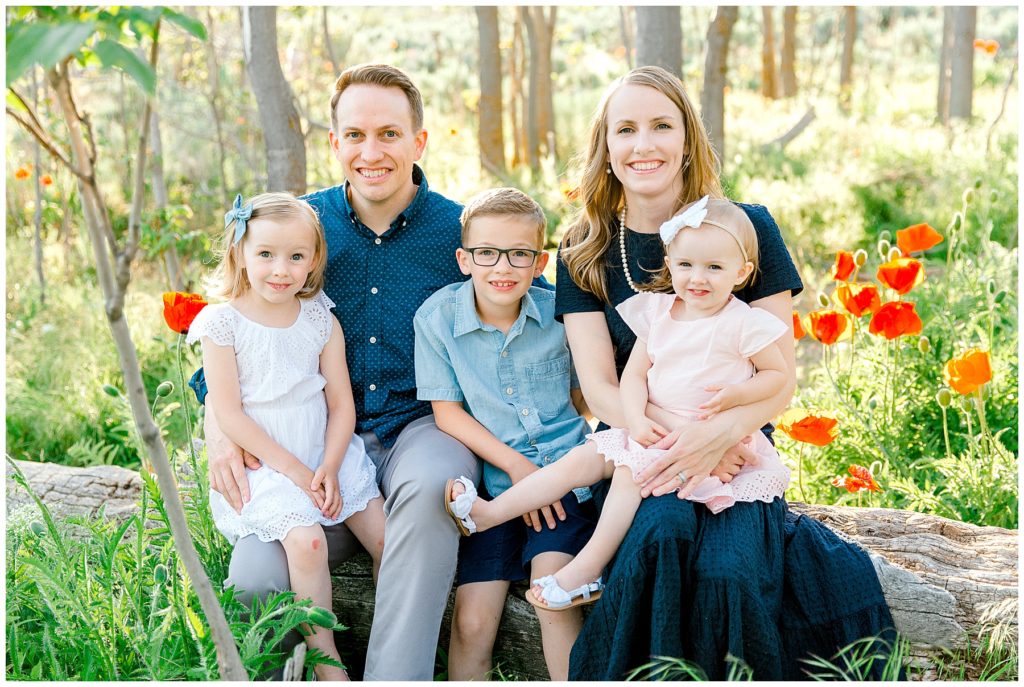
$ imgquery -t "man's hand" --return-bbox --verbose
[205,411,261,513]
[507,459,566,532]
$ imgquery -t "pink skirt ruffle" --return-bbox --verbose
[586,427,791,514]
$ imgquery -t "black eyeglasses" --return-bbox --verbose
[463,246,542,268]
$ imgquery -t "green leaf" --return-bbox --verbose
[91,39,155,95]
[6,20,97,86]
[161,8,207,40]
[185,605,206,638]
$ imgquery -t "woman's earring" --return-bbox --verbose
[605,163,612,175]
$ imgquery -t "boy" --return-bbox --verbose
[413,188,598,680]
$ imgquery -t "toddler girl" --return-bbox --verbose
[446,196,791,609]
[187,192,386,680]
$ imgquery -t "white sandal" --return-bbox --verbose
[527,575,604,611]
[444,476,478,536]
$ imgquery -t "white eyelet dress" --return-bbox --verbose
[187,291,380,544]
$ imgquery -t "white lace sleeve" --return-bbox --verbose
[305,291,337,347]
[185,303,235,347]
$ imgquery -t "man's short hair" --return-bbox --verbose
[460,187,547,248]
[330,63,424,132]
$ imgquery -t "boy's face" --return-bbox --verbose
[456,214,549,317]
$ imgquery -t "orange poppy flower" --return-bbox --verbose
[831,464,882,493]
[807,309,850,345]
[896,223,943,255]
[943,348,992,395]
[41,174,53,186]
[14,166,30,180]
[876,257,924,295]
[834,282,881,317]
[776,409,839,446]
[868,301,923,339]
[830,250,856,281]
[163,292,208,335]
[985,40,999,55]
[792,311,805,340]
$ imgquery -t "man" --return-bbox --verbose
[203,63,479,680]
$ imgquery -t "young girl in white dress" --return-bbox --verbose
[187,192,386,680]
[445,196,792,610]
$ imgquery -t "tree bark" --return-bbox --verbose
[322,6,338,75]
[937,7,953,124]
[780,7,797,97]
[619,6,634,69]
[701,6,739,163]
[948,6,976,121]
[31,68,46,306]
[840,6,857,110]
[199,7,230,193]
[761,6,779,99]
[242,6,307,195]
[635,6,682,79]
[523,6,557,169]
[509,10,526,169]
[475,6,505,175]
[149,110,186,291]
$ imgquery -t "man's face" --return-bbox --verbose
[329,84,427,207]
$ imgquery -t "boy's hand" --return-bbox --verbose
[312,464,343,520]
[627,415,668,448]
[507,459,566,532]
[697,384,740,420]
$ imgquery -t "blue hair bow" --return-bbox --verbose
[224,193,254,245]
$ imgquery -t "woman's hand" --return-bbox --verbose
[637,415,755,498]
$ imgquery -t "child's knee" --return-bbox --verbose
[284,526,328,564]
[452,604,500,648]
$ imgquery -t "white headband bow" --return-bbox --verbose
[659,195,709,245]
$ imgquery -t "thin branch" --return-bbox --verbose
[6,105,87,179]
[985,53,1017,155]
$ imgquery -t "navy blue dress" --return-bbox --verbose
[556,204,900,680]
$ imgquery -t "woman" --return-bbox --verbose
[556,66,899,680]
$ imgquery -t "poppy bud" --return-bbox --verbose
[29,521,45,537]
[936,389,952,407]
[963,189,974,204]
[867,397,878,410]
[306,607,337,627]
[959,396,973,412]
[995,290,1006,304]
[952,213,962,230]
[154,564,168,583]
[917,336,930,353]
[102,384,121,398]
[817,292,830,308]
[887,246,902,262]
[986,279,996,295]
[877,239,891,258]
[878,230,891,243]
[973,178,983,189]
[853,249,868,266]
[990,190,998,203]
[156,381,174,397]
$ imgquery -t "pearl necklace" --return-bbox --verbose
[618,203,642,293]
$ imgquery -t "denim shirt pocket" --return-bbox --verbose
[525,353,571,418]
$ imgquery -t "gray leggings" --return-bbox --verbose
[225,414,479,680]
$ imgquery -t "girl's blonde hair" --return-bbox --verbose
[646,197,760,293]
[211,192,327,300]
[561,66,724,303]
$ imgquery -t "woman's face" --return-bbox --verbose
[605,83,687,204]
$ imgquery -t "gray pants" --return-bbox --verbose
[225,414,478,680]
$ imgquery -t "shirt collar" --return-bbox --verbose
[453,280,545,338]
[341,164,429,230]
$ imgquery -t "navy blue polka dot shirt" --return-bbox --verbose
[304,165,467,448]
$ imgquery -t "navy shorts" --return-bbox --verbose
[455,487,598,586]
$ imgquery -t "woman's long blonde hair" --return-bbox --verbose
[561,66,724,302]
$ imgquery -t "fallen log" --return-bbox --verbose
[6,460,1017,680]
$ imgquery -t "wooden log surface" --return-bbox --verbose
[6,460,1018,680]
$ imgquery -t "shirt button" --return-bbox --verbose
[501,350,509,357]
[369,384,377,391]
[370,287,378,294]
[506,387,514,395]
[369,336,377,344]
[521,408,529,416]
[374,238,382,245]
[530,439,537,447]
[544,455,551,464]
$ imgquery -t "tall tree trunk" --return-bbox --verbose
[31,68,46,305]
[196,7,230,192]
[635,6,682,78]
[475,6,505,175]
[948,6,976,121]
[761,7,779,99]
[322,6,338,75]
[780,7,798,97]
[29,40,248,680]
[619,6,634,69]
[242,6,307,195]
[701,7,739,164]
[149,110,186,291]
[937,7,953,124]
[523,6,557,170]
[509,10,526,169]
[840,6,857,110]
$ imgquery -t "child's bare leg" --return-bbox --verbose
[529,551,582,680]
[531,466,641,605]
[447,581,509,680]
[343,496,387,584]
[282,525,349,681]
[451,443,612,531]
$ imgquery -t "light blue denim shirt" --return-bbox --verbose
[414,280,591,502]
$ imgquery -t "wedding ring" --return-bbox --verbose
[677,471,687,484]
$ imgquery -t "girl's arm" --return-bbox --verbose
[698,342,788,419]
[202,338,323,506]
[314,318,357,518]
[620,339,669,446]
[638,291,798,497]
